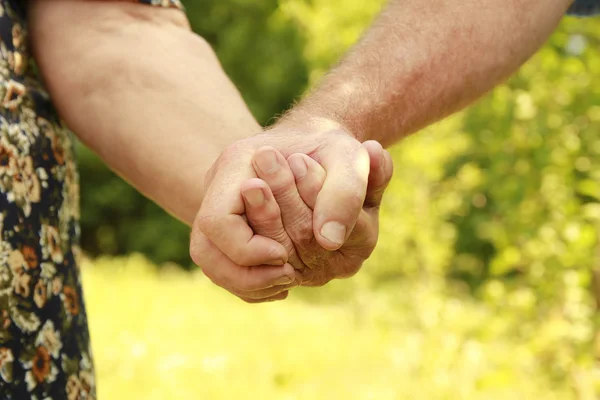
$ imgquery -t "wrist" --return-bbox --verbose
[269,111,359,140]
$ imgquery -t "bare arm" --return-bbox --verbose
[278,0,574,146]
[29,0,261,225]
[191,0,576,298]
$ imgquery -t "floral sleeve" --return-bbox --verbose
[0,0,190,399]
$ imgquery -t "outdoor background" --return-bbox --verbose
[79,1,600,399]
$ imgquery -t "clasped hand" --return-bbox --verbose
[190,127,393,303]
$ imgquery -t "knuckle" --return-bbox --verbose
[270,178,297,200]
[205,145,241,183]
[299,181,323,206]
[195,214,216,235]
[252,225,291,251]
[229,246,251,266]
[189,244,203,267]
[249,207,281,227]
[306,177,324,195]
[288,215,314,245]
[189,234,208,267]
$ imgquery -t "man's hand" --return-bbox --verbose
[189,126,380,301]
[242,141,393,286]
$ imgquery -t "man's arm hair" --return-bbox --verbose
[278,0,574,146]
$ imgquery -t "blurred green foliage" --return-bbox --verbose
[83,255,589,399]
[76,0,600,395]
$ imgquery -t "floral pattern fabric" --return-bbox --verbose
[0,1,183,399]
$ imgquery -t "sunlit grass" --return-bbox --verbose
[82,254,593,399]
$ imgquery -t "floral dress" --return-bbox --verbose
[0,1,183,399]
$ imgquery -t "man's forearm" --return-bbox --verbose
[279,0,573,146]
[30,1,261,225]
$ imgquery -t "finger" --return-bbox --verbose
[190,231,296,292]
[196,146,289,267]
[288,153,326,210]
[241,178,291,247]
[252,147,314,247]
[362,141,394,208]
[195,212,288,267]
[313,133,370,251]
[239,290,289,304]
[230,281,297,300]
[304,210,378,286]
[345,209,379,253]
[241,178,310,272]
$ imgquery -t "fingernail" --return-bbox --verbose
[274,276,294,285]
[266,259,284,266]
[288,156,307,180]
[256,150,280,174]
[320,221,347,246]
[243,188,265,208]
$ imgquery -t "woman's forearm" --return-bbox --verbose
[278,0,573,146]
[29,0,261,225]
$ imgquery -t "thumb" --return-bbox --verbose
[362,140,394,209]
[312,133,370,251]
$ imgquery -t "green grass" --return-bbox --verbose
[82,254,598,399]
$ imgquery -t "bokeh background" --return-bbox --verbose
[79,1,600,398]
